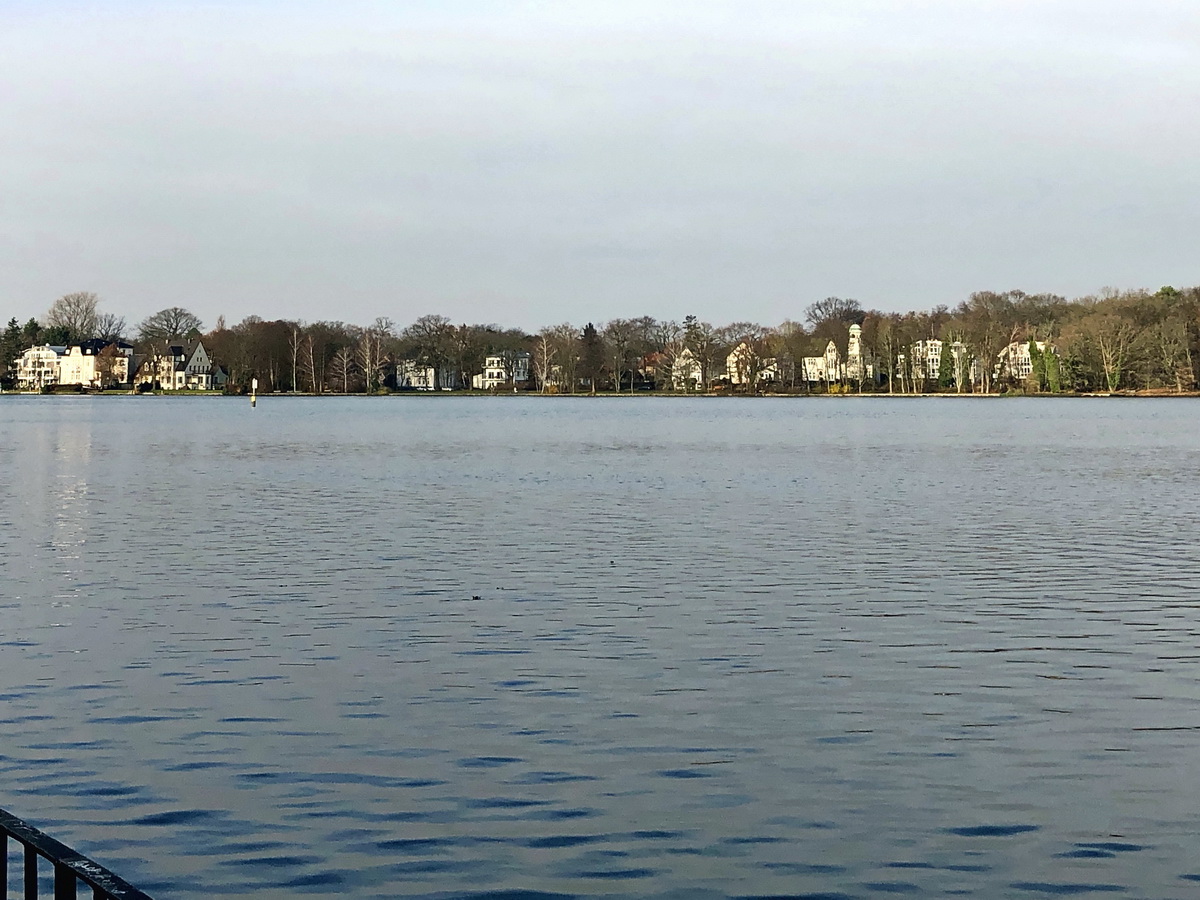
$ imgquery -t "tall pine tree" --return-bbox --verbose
[579,323,605,394]
[937,341,955,390]
[1,318,23,386]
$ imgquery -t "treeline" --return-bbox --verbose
[3,284,1200,393]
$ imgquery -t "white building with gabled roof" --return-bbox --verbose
[135,340,216,390]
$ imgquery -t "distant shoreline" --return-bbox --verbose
[4,389,1198,400]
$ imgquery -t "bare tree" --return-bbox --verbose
[46,292,100,343]
[402,315,454,387]
[448,324,489,390]
[874,315,900,394]
[94,312,127,342]
[949,332,971,394]
[356,318,393,392]
[603,319,636,393]
[288,325,304,391]
[136,341,168,391]
[547,323,579,393]
[1151,318,1192,393]
[332,345,355,393]
[1079,312,1138,392]
[652,320,684,390]
[356,332,382,392]
[683,316,726,390]
[304,335,319,393]
[805,296,864,329]
[533,329,557,393]
[94,343,125,388]
[725,325,771,393]
[138,307,203,342]
[658,334,689,392]
[956,291,1021,394]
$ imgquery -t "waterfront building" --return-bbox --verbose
[58,340,134,389]
[996,340,1051,382]
[897,338,978,390]
[135,340,216,390]
[397,360,458,390]
[397,360,437,390]
[671,348,703,391]
[845,324,874,382]
[472,351,531,389]
[725,342,790,387]
[16,345,66,390]
[802,341,841,385]
[910,339,945,381]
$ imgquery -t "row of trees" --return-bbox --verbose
[4,285,1200,393]
[856,285,1200,394]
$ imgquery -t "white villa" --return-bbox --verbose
[397,360,458,390]
[909,339,945,381]
[16,345,67,390]
[472,351,531,390]
[801,325,875,386]
[671,347,703,391]
[892,338,980,390]
[16,340,134,390]
[59,340,134,388]
[397,360,437,390]
[802,340,843,385]
[996,340,1051,381]
[725,342,789,387]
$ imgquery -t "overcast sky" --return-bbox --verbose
[2,0,1197,331]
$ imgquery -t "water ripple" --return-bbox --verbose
[3,397,1199,898]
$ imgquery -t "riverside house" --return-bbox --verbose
[15,345,66,390]
[397,360,459,390]
[134,339,217,390]
[670,347,703,391]
[472,351,531,390]
[59,340,135,389]
[725,342,791,388]
[16,340,134,390]
[996,340,1050,382]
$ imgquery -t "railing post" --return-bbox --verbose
[25,843,39,899]
[0,809,152,900]
[55,861,78,900]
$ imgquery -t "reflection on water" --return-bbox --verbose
[2,396,1200,899]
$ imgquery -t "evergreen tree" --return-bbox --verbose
[1045,348,1061,393]
[42,325,71,346]
[579,322,605,393]
[0,318,22,386]
[1027,339,1046,392]
[937,341,955,389]
[2,317,20,353]
[1060,352,1086,392]
[21,318,42,347]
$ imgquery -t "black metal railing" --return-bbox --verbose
[1,808,154,900]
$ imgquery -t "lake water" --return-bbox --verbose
[3,396,1200,899]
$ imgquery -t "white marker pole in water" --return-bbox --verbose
[251,377,258,408]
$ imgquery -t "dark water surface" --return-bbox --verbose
[3,396,1200,899]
